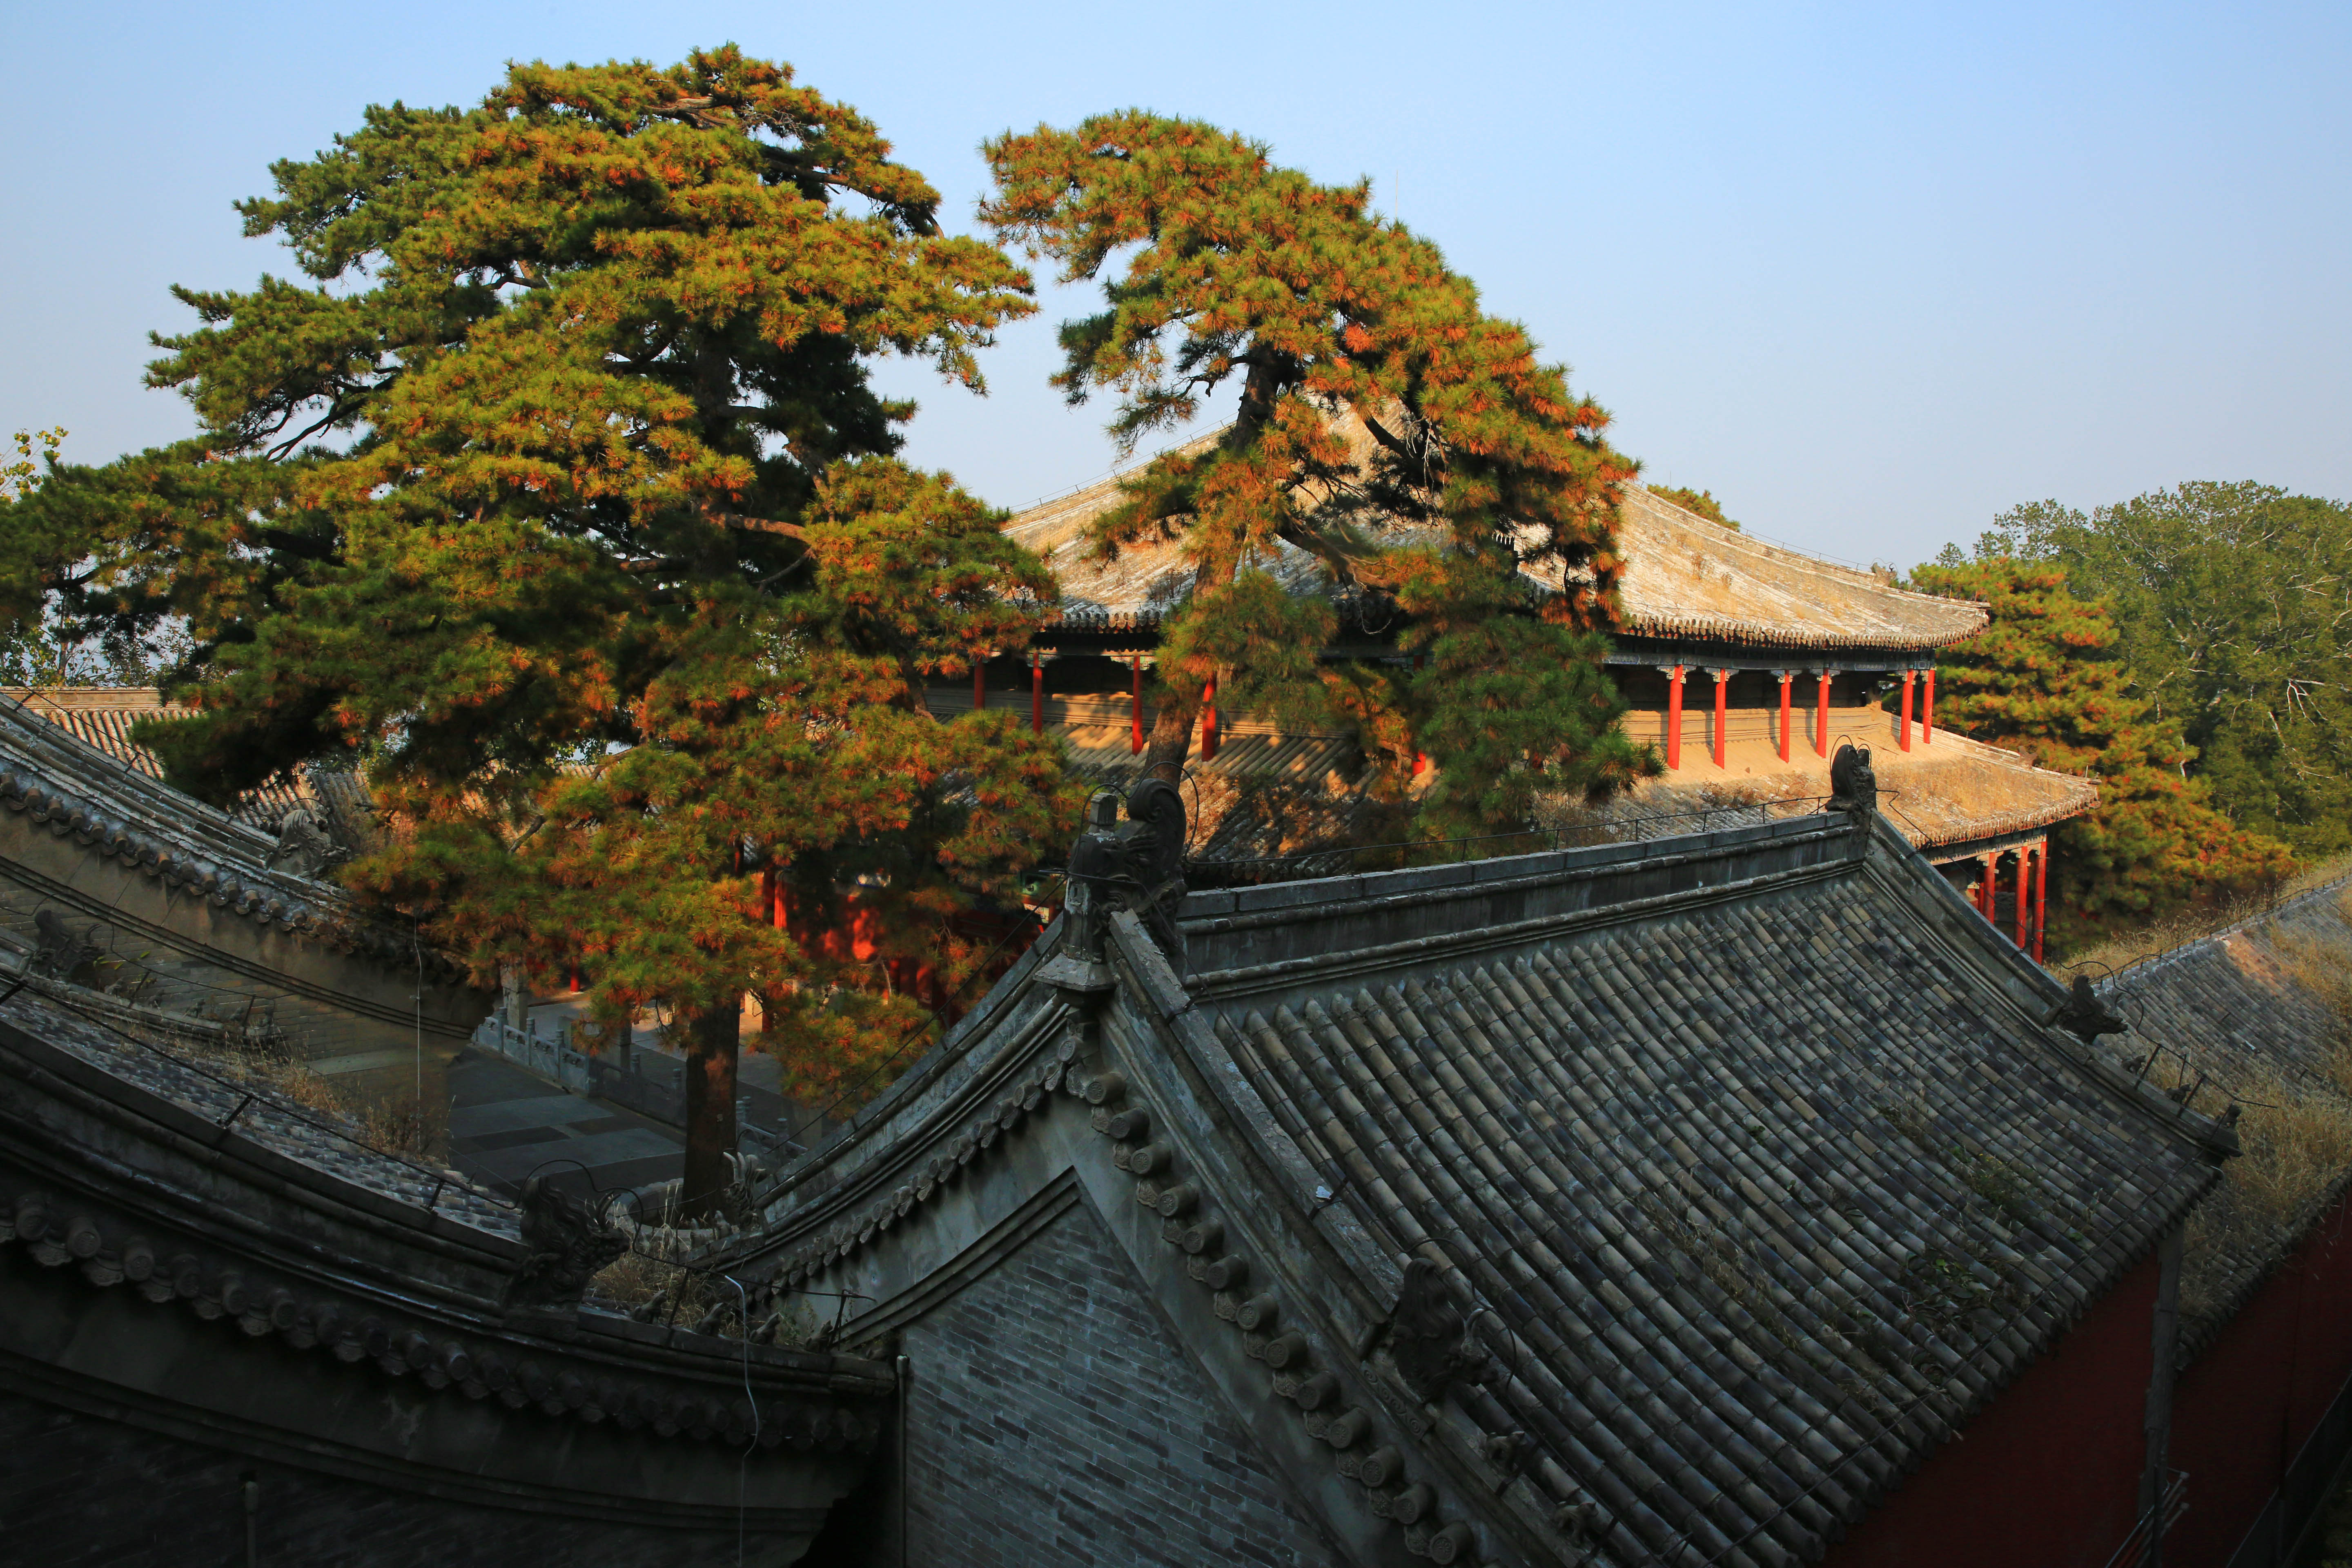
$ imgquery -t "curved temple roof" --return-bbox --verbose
[0,978,892,1559]
[730,809,2227,1568]
[1004,437,1987,655]
[1613,487,1987,652]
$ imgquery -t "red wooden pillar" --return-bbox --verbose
[1979,853,1997,917]
[1711,669,1731,768]
[2014,847,2031,949]
[1775,671,1793,762]
[1898,669,1916,752]
[1129,655,1145,755]
[767,868,784,929]
[1201,675,1219,761]
[1030,652,1047,734]
[1815,670,1833,758]
[1921,667,1936,746]
[2034,838,2049,962]
[1664,666,1686,770]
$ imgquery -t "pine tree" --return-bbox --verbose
[980,114,1650,831]
[11,50,1076,1213]
[1910,558,2293,948]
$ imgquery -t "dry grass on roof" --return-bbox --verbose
[2105,884,2352,1349]
[2065,853,2352,978]
[1530,774,1828,842]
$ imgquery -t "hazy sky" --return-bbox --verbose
[2,1,2343,568]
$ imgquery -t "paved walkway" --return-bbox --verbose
[444,1048,682,1200]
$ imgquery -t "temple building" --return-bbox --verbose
[719,784,2238,1567]
[5,660,2352,1565]
[978,468,2093,957]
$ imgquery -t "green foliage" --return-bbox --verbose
[1909,557,2292,947]
[1648,484,1738,530]
[0,427,190,684]
[980,112,1651,830]
[1940,484,2352,856]
[13,50,1079,1180]
[1,428,65,504]
[1962,485,2352,858]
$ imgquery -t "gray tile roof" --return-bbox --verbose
[734,809,2227,1568]
[1193,826,2221,1565]
[2098,877,2352,1356]
[0,687,330,828]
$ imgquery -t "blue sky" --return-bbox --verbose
[2,1,2343,568]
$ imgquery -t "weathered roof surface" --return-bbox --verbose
[4,980,518,1236]
[1003,439,1987,652]
[0,979,894,1553]
[1612,487,1986,651]
[731,809,2225,1568]
[1599,705,2098,854]
[2096,877,2352,1356]
[1003,434,1322,631]
[0,695,359,937]
[0,687,319,825]
[1185,818,2219,1565]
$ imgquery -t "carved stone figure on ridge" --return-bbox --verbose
[1827,742,1878,816]
[504,1172,629,1312]
[266,804,339,880]
[1387,1255,1490,1402]
[1060,778,1189,973]
[1121,777,1189,967]
[1064,790,1126,960]
[2044,972,2128,1046]
[29,907,102,982]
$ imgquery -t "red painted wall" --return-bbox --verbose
[2166,1193,2352,1567]
[1822,1250,2160,1568]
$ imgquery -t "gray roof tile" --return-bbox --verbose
[1200,838,2218,1565]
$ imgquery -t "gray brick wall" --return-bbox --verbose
[0,1391,801,1568]
[901,1198,1333,1567]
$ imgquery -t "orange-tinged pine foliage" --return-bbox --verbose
[15,49,1082,1209]
[980,112,1650,829]
[1912,558,2294,949]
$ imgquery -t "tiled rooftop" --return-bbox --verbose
[1605,704,2098,854]
[2099,877,2352,1354]
[1612,487,1986,653]
[741,805,2229,1568]
[1191,818,2221,1566]
[0,688,319,825]
[1003,432,1988,654]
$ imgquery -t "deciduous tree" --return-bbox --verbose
[1961,485,2352,857]
[980,114,1649,831]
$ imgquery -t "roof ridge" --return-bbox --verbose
[1623,483,1985,610]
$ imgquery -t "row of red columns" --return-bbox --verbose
[1974,841,2049,962]
[968,651,1062,738]
[988,654,1950,777]
[1661,665,1937,771]
[973,651,1212,760]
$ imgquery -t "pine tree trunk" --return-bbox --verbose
[1143,692,1198,785]
[680,1000,739,1219]
[1139,358,1282,788]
